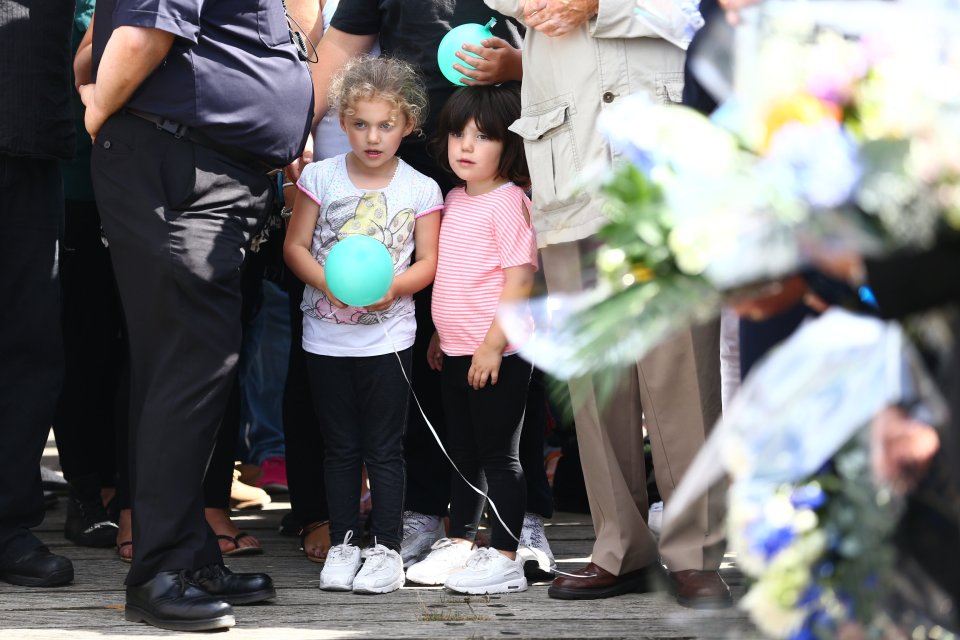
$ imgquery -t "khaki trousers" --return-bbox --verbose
[541,240,727,574]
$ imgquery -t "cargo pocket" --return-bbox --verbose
[509,102,582,212]
[654,71,684,105]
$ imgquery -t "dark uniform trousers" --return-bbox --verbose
[91,112,272,586]
[0,156,64,560]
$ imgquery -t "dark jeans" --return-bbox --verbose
[283,276,328,528]
[53,199,121,487]
[521,367,554,519]
[306,348,412,551]
[403,286,450,516]
[443,354,530,552]
[0,155,64,560]
[92,112,271,585]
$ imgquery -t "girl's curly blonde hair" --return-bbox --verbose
[329,56,429,136]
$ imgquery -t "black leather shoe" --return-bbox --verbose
[64,474,119,548]
[192,563,276,605]
[125,570,235,631]
[0,546,73,587]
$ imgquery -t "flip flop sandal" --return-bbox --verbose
[300,521,330,564]
[217,532,264,556]
[116,540,133,563]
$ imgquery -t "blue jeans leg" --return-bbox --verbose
[238,279,290,465]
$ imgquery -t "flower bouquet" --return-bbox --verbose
[667,308,948,639]
[499,1,960,381]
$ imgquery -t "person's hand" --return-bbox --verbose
[729,274,808,321]
[468,342,503,389]
[870,406,940,494]
[365,287,397,313]
[78,84,107,141]
[427,332,444,371]
[454,37,522,85]
[523,0,599,37]
[717,0,763,24]
[322,285,348,309]
[285,132,314,183]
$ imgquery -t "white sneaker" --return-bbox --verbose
[648,501,664,536]
[517,512,555,573]
[400,510,445,568]
[319,531,361,591]
[405,538,474,585]
[444,547,527,595]
[352,543,405,594]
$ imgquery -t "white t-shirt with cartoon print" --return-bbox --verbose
[297,154,443,357]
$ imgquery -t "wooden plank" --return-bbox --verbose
[11,458,755,639]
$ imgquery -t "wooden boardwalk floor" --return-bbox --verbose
[0,453,757,639]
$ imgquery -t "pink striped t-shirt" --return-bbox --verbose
[432,183,538,357]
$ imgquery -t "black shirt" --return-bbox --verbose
[332,0,523,186]
[0,0,76,159]
[92,0,314,167]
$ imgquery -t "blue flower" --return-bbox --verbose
[745,519,796,561]
[790,484,827,510]
[797,585,822,606]
[789,627,818,640]
[815,561,835,579]
[761,120,861,209]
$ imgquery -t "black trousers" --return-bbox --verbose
[0,156,64,560]
[403,287,451,516]
[53,199,122,486]
[306,349,412,551]
[92,113,272,586]
[521,367,554,519]
[283,276,329,527]
[443,354,530,552]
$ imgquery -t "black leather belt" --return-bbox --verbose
[125,108,281,176]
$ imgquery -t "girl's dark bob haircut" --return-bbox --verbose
[432,82,530,190]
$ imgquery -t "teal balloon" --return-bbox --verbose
[437,18,497,85]
[324,235,394,307]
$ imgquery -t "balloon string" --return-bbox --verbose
[374,312,591,578]
[374,312,520,546]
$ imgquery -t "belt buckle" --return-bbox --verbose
[156,118,187,139]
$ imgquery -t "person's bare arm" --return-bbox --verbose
[468,264,535,389]
[310,27,377,128]
[282,24,376,181]
[283,195,347,308]
[74,12,95,88]
[78,26,174,140]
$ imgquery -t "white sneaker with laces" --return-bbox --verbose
[400,510,445,568]
[444,547,527,595]
[319,531,361,591]
[648,501,664,536]
[517,512,556,574]
[352,543,405,594]
[405,538,474,585]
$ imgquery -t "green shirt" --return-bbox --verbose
[60,0,96,201]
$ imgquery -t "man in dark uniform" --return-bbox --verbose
[81,0,313,631]
[0,0,76,589]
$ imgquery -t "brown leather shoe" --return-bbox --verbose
[547,562,667,600]
[670,570,733,609]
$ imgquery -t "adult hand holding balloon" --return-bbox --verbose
[324,235,395,307]
[437,18,498,85]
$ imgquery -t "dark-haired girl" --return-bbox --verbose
[405,83,538,595]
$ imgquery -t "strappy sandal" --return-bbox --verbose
[299,520,330,564]
[116,540,133,563]
[217,532,264,556]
